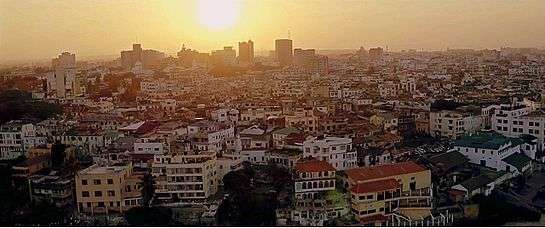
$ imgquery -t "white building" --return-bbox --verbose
[151,140,219,204]
[0,121,45,160]
[288,159,347,226]
[187,120,235,152]
[133,138,168,154]
[452,132,534,175]
[47,52,82,98]
[210,108,239,124]
[491,104,545,151]
[303,136,357,170]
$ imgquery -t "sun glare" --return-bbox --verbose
[197,0,238,30]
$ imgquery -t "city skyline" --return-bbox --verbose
[2,0,545,62]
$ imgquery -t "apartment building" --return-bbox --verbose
[29,172,74,207]
[75,162,143,214]
[55,128,105,154]
[492,104,545,152]
[290,159,348,226]
[345,161,432,226]
[285,107,319,133]
[0,121,45,160]
[133,137,168,154]
[187,120,235,152]
[429,105,484,139]
[151,140,219,204]
[303,136,357,170]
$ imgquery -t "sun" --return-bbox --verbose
[197,0,238,30]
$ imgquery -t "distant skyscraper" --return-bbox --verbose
[120,43,165,70]
[47,52,80,98]
[293,48,316,67]
[368,47,384,61]
[51,52,75,69]
[211,46,236,66]
[275,39,293,66]
[293,48,328,75]
[238,40,254,66]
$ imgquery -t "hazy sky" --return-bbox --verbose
[1,0,545,62]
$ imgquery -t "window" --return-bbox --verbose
[82,179,88,185]
[108,190,115,196]
[97,202,105,207]
[367,195,373,199]
[107,179,113,184]
[82,191,90,197]
[93,179,101,185]
[94,191,102,197]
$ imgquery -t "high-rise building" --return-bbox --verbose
[293,48,329,75]
[238,40,254,66]
[293,48,316,67]
[275,39,293,66]
[211,46,236,66]
[51,52,75,69]
[47,52,81,98]
[120,44,165,70]
[368,47,384,61]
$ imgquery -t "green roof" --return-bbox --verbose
[502,153,532,171]
[453,132,515,150]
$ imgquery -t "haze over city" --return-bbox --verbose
[2,0,545,62]
[2,0,545,227]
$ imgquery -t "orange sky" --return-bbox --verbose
[1,0,545,62]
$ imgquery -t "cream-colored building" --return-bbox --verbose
[75,162,143,214]
[345,161,432,226]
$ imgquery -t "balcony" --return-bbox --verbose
[400,188,431,198]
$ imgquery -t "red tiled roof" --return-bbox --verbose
[346,161,427,182]
[350,178,400,194]
[295,159,335,173]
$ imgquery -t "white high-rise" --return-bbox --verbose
[47,52,81,98]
